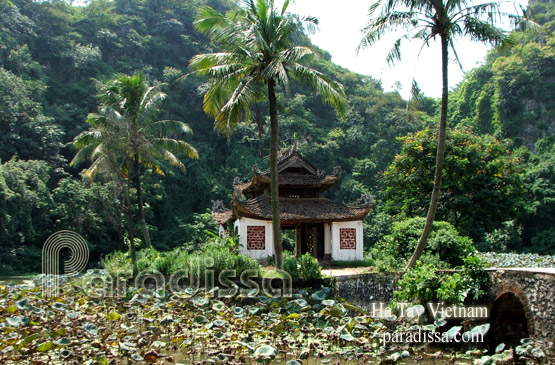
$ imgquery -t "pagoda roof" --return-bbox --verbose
[235,151,340,194]
[212,209,233,225]
[234,173,339,194]
[232,196,371,224]
[211,148,373,225]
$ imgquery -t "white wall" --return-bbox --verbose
[237,217,274,260]
[324,223,331,255]
[330,221,364,261]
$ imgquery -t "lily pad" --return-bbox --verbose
[193,315,208,324]
[15,299,29,310]
[311,290,327,301]
[6,315,27,327]
[105,312,120,320]
[36,341,53,352]
[82,322,98,336]
[232,307,245,316]
[253,345,278,362]
[130,353,144,361]
[54,337,71,346]
[462,323,489,341]
[446,325,462,341]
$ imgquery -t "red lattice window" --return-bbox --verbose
[340,228,356,249]
[247,226,265,250]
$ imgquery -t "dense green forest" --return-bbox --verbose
[0,0,553,274]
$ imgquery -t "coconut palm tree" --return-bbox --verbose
[359,0,515,268]
[72,73,199,255]
[189,0,349,268]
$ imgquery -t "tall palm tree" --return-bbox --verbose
[190,0,349,268]
[359,0,514,268]
[72,73,199,253]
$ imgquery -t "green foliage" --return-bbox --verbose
[0,68,62,163]
[480,220,523,252]
[383,128,526,242]
[519,138,555,253]
[0,0,552,273]
[282,251,299,280]
[0,0,429,274]
[297,253,323,281]
[282,252,322,282]
[179,211,219,251]
[395,255,488,304]
[378,217,475,268]
[101,250,131,278]
[395,262,442,304]
[363,209,393,249]
[449,1,555,149]
[102,245,260,281]
[437,256,488,303]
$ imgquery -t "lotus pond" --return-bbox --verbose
[0,272,548,364]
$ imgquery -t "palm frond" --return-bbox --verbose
[290,63,349,118]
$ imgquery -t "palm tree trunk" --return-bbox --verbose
[125,178,137,274]
[268,79,284,269]
[134,154,152,248]
[406,33,449,269]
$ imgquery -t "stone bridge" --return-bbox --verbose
[333,268,555,347]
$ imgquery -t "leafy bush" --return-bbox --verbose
[282,251,299,279]
[282,252,321,281]
[395,262,442,304]
[102,246,260,282]
[395,255,488,304]
[101,250,132,278]
[363,210,393,249]
[298,253,322,281]
[379,217,475,268]
[478,220,523,252]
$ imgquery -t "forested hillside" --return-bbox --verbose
[447,0,555,253]
[0,0,553,274]
[0,0,429,273]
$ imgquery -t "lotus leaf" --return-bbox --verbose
[36,341,53,352]
[311,290,327,301]
[253,345,277,362]
[82,322,98,336]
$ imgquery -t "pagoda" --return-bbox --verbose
[212,148,372,262]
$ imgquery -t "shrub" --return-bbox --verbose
[478,220,522,252]
[395,262,442,304]
[298,253,322,281]
[281,252,321,282]
[233,254,260,275]
[102,246,260,282]
[282,251,299,279]
[380,217,475,268]
[101,250,132,277]
[395,255,488,305]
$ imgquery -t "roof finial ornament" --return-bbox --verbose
[252,164,260,175]
[355,194,374,207]
[211,200,226,212]
[232,189,246,203]
[233,176,241,185]
[316,169,325,178]
[333,166,342,176]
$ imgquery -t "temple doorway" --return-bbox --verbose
[293,223,325,259]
